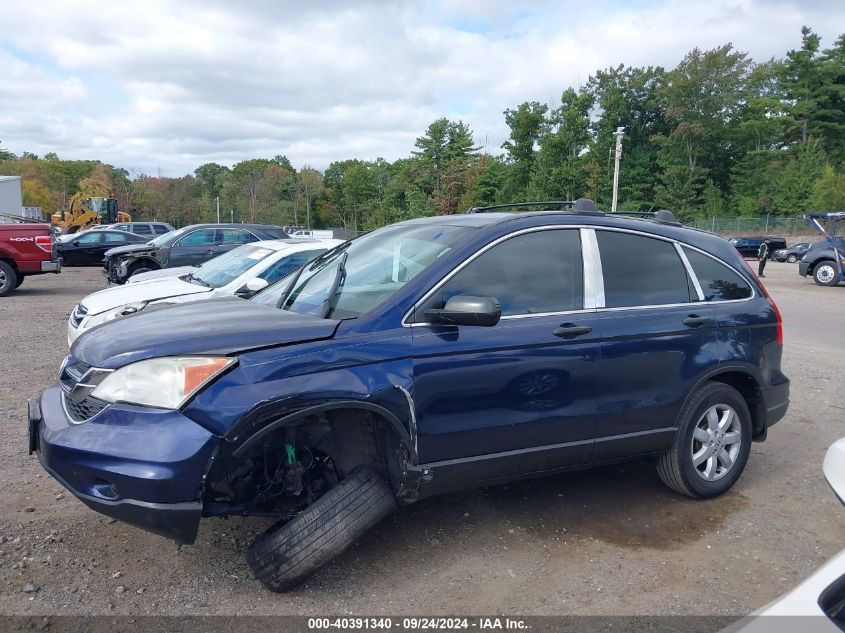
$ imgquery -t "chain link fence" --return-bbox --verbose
[685,215,812,237]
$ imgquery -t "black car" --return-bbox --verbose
[798,238,845,286]
[31,199,789,592]
[772,242,811,263]
[728,236,787,258]
[58,230,149,266]
[103,223,289,284]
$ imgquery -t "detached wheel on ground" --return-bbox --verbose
[247,466,397,592]
[813,260,840,287]
[0,261,18,297]
[657,381,752,498]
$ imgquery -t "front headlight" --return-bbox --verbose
[91,356,236,409]
[85,302,148,328]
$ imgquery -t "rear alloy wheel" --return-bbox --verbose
[787,254,798,263]
[657,381,752,498]
[813,261,839,287]
[0,261,18,297]
[690,404,742,482]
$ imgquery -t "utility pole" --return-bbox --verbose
[215,196,220,223]
[611,126,625,213]
[230,208,234,223]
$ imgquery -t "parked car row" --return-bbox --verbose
[68,238,342,344]
[29,199,789,593]
[102,223,289,283]
[728,236,787,258]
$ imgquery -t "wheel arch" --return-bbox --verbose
[128,256,161,271]
[0,256,20,274]
[685,367,766,441]
[224,398,419,501]
[230,399,415,463]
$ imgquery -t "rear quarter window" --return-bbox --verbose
[683,248,752,301]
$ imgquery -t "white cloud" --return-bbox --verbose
[0,0,842,175]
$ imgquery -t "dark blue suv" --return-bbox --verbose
[28,201,789,592]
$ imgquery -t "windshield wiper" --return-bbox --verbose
[320,252,348,319]
[186,273,210,287]
[277,242,350,310]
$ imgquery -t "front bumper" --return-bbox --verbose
[41,259,61,273]
[28,384,218,544]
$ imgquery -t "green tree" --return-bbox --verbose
[781,26,824,145]
[585,64,667,208]
[654,44,753,212]
[413,118,477,194]
[531,88,594,200]
[809,164,845,210]
[774,138,826,213]
[501,101,548,200]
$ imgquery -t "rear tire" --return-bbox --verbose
[813,260,839,286]
[247,466,397,592]
[657,381,752,498]
[0,261,18,297]
[787,254,798,263]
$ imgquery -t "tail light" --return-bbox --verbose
[742,257,783,345]
[35,235,53,253]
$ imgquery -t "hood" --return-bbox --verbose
[72,297,340,368]
[104,242,155,258]
[80,276,211,316]
[127,266,195,284]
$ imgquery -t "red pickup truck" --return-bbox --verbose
[0,222,61,296]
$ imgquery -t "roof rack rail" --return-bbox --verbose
[467,198,600,214]
[609,209,680,225]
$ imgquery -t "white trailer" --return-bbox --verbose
[0,176,23,216]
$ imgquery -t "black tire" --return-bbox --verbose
[813,260,840,287]
[787,254,798,263]
[0,261,18,297]
[657,381,752,498]
[247,467,397,592]
[14,275,25,288]
[128,266,153,279]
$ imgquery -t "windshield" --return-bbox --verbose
[149,227,186,247]
[191,243,276,288]
[279,223,474,318]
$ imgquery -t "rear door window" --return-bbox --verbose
[102,232,129,243]
[596,231,691,308]
[221,229,258,245]
[683,248,752,301]
[153,225,170,234]
[133,224,153,235]
[177,229,216,246]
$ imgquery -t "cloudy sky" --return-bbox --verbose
[1,0,843,176]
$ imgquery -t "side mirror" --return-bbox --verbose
[236,277,269,296]
[424,295,501,327]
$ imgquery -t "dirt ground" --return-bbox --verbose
[0,262,843,617]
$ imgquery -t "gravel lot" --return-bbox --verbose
[0,262,843,617]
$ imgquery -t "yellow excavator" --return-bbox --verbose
[51,193,132,234]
